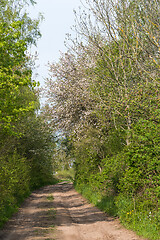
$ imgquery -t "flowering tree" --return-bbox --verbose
[45,0,159,146]
[44,1,160,229]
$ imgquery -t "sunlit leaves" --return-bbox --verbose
[43,1,160,220]
[0,0,41,135]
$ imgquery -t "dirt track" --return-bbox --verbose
[0,182,146,240]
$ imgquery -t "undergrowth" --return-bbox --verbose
[74,183,160,240]
[0,151,57,229]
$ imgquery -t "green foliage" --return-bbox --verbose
[116,195,160,240]
[75,183,117,216]
[119,119,160,208]
[0,152,30,228]
[53,135,74,171]
[55,168,75,182]
[96,195,117,217]
[0,116,56,228]
[42,0,159,239]
[17,116,55,189]
[0,0,55,229]
[74,118,160,239]
[47,195,54,201]
[0,0,41,135]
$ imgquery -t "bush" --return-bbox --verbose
[119,119,160,210]
[73,119,160,239]
[0,152,30,228]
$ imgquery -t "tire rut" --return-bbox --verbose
[0,182,146,240]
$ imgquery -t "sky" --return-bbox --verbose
[29,0,81,87]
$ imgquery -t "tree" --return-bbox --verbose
[0,0,56,228]
[0,0,41,136]
[44,1,159,229]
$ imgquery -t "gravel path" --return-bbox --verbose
[0,182,146,240]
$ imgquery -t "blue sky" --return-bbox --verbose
[29,0,81,87]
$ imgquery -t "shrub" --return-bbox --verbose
[0,152,30,228]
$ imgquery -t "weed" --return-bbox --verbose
[116,195,160,240]
[75,183,160,240]
[34,228,48,235]
[47,195,54,201]
[50,224,55,228]
[45,239,55,240]
[47,208,56,218]
[96,195,117,217]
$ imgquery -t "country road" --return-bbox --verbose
[0,182,146,240]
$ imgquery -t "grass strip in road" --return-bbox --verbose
[47,195,54,201]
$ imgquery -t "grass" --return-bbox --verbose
[55,168,75,182]
[116,196,160,240]
[96,195,117,217]
[0,191,31,229]
[47,195,54,201]
[47,208,56,218]
[120,211,160,240]
[75,183,160,240]
[45,239,55,240]
[34,228,49,235]
[49,224,55,228]
[75,184,117,216]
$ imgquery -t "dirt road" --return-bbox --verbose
[0,182,146,240]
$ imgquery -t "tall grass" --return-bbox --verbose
[75,183,160,240]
